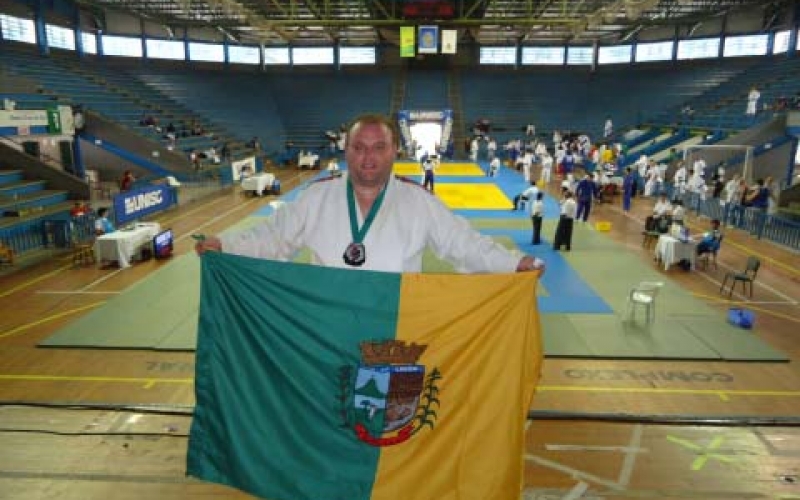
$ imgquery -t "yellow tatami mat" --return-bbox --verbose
[393,162,485,176]
[435,183,513,210]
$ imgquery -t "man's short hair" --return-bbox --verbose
[347,114,399,149]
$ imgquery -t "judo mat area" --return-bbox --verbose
[40,161,788,361]
[393,161,485,177]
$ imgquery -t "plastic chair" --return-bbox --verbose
[720,256,760,298]
[626,281,664,323]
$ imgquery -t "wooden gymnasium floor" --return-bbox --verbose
[1,164,799,500]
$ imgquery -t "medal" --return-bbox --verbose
[342,242,366,267]
[343,177,387,267]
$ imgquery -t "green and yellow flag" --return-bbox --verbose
[400,26,416,58]
[188,252,542,500]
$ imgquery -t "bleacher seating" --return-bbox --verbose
[404,70,449,109]
[646,57,800,131]
[133,68,393,154]
[0,43,254,165]
[459,60,756,145]
[0,169,74,256]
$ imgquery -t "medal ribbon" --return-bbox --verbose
[346,177,387,245]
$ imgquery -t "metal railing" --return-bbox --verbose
[673,190,800,250]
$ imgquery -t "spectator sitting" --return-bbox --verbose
[70,201,88,217]
[94,208,115,235]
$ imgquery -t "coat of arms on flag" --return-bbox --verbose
[340,340,441,446]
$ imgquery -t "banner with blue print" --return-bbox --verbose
[418,26,438,54]
[113,184,176,225]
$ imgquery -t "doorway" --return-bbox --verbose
[409,122,442,160]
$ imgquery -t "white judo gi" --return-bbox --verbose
[220,174,523,273]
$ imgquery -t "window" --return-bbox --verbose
[635,40,673,62]
[0,14,36,44]
[103,35,143,57]
[566,46,593,65]
[292,47,334,65]
[228,45,260,64]
[521,46,564,65]
[189,42,224,62]
[146,39,184,60]
[677,38,720,60]
[723,34,768,57]
[479,46,516,65]
[46,24,75,50]
[264,47,289,64]
[81,32,97,54]
[773,30,790,54]
[339,46,376,65]
[598,44,631,64]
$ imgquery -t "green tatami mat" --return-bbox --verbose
[39,255,201,351]
[39,218,788,361]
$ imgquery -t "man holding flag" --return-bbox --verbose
[195,113,544,274]
[190,113,545,500]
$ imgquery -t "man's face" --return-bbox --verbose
[345,121,396,189]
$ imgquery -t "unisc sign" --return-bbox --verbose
[113,184,175,225]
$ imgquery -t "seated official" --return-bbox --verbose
[696,219,722,256]
[653,194,671,217]
[671,200,686,225]
[94,208,116,235]
[645,194,672,233]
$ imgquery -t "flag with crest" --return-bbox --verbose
[188,252,542,500]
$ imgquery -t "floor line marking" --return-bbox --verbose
[78,267,126,292]
[666,434,737,471]
[0,302,105,339]
[561,481,589,500]
[177,195,262,244]
[537,385,800,398]
[618,424,643,486]
[688,292,800,324]
[155,191,234,225]
[545,444,648,453]
[0,264,73,298]
[716,230,800,276]
[36,290,121,295]
[525,454,624,491]
[2,375,798,401]
[0,374,191,385]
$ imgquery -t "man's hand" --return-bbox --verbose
[194,235,223,255]
[516,255,545,274]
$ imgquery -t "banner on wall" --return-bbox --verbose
[400,26,415,58]
[441,30,457,54]
[0,109,48,136]
[418,25,439,54]
[113,184,175,225]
